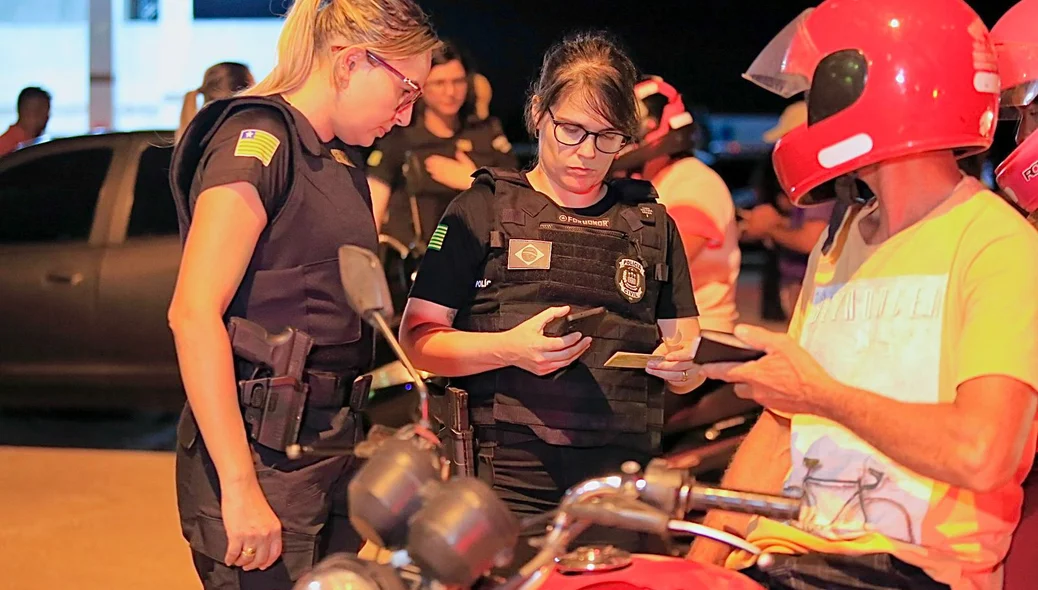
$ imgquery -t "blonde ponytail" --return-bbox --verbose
[175,89,201,143]
[244,0,322,97]
[241,0,439,98]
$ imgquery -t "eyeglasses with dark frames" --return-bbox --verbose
[547,107,630,154]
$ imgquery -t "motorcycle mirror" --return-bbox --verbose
[338,244,432,431]
[338,245,395,322]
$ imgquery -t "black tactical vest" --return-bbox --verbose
[170,96,377,375]
[453,168,671,451]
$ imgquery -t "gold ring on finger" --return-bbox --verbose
[681,370,688,382]
[241,547,257,558]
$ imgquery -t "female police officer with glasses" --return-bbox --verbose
[399,30,703,566]
[167,0,437,587]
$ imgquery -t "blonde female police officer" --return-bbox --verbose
[167,1,438,588]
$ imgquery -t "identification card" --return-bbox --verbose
[603,351,665,369]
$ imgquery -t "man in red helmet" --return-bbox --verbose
[688,1,1038,589]
[994,0,1038,221]
[991,3,1038,587]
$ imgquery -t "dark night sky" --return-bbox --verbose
[198,0,1019,140]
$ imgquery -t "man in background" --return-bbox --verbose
[0,87,51,157]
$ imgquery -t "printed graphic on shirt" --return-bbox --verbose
[787,274,948,545]
[234,129,280,167]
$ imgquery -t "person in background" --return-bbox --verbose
[366,41,517,246]
[740,101,835,320]
[994,0,1038,223]
[625,75,740,333]
[176,62,255,142]
[990,2,1038,587]
[0,87,51,157]
[473,72,493,121]
[615,76,753,451]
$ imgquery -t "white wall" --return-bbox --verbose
[0,0,284,137]
[0,23,91,136]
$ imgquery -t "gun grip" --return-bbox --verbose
[350,375,373,410]
[446,386,470,431]
[227,317,276,366]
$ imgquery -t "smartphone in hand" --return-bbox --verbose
[543,306,608,337]
[692,330,765,364]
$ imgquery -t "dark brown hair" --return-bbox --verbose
[524,31,640,139]
[17,87,51,115]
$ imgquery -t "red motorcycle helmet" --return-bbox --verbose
[611,76,696,179]
[993,0,1038,214]
[745,0,1000,206]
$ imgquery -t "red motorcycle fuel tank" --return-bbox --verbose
[536,546,764,590]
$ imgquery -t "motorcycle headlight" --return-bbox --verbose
[293,554,407,590]
[407,477,520,587]
[348,437,442,549]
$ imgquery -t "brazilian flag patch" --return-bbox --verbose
[428,224,448,251]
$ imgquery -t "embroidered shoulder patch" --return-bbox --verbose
[428,224,448,251]
[233,129,280,167]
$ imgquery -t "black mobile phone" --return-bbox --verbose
[543,306,608,337]
[692,330,765,364]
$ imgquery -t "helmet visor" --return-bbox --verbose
[1000,80,1038,120]
[742,9,817,99]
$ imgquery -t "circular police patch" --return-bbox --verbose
[615,257,646,303]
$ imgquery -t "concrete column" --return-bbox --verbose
[89,0,113,129]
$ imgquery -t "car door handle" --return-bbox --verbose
[45,272,85,286]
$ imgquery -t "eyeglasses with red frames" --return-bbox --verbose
[365,50,423,112]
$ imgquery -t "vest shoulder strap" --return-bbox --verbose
[471,166,531,191]
[607,177,659,205]
[171,97,297,223]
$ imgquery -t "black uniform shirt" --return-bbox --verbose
[193,97,370,220]
[194,108,293,217]
[367,115,519,243]
[409,180,700,320]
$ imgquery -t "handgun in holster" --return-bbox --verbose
[227,317,314,452]
[343,373,374,448]
[429,385,475,477]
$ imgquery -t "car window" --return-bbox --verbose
[127,145,178,237]
[0,147,113,244]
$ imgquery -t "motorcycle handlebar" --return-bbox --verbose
[684,484,801,521]
[642,459,801,521]
[562,500,670,535]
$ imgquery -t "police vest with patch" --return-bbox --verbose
[170,96,377,375]
[453,167,671,451]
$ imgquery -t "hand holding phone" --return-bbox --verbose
[543,306,607,338]
[692,330,765,364]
